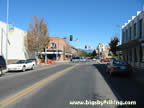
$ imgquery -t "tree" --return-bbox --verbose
[70,35,73,41]
[91,50,97,57]
[79,50,87,57]
[26,16,49,55]
[109,36,119,56]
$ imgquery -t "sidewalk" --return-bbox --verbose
[131,68,144,83]
[36,60,70,69]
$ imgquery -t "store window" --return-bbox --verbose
[50,43,57,49]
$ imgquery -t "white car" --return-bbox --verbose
[8,60,35,72]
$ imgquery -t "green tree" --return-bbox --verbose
[79,50,87,57]
[91,50,97,57]
[109,36,119,56]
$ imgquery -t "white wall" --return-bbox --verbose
[0,21,29,60]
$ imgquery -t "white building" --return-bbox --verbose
[96,43,111,59]
[0,21,29,63]
[118,10,144,69]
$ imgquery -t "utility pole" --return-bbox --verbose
[45,46,48,63]
[6,0,9,64]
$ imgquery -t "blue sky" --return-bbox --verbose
[0,0,143,49]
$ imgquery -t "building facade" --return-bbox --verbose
[0,21,29,64]
[41,37,77,61]
[96,43,112,59]
[119,10,144,69]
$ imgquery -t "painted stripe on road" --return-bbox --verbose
[0,64,78,108]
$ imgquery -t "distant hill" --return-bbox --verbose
[79,49,93,53]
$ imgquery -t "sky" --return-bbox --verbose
[0,0,144,49]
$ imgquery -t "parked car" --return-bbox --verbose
[0,56,7,76]
[101,59,110,62]
[106,60,132,76]
[8,59,35,72]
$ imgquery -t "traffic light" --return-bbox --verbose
[70,35,73,41]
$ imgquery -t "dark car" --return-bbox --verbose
[71,56,80,63]
[106,60,132,76]
[0,56,7,76]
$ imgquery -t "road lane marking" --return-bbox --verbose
[0,64,78,108]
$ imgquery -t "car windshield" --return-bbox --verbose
[72,57,80,59]
[14,60,26,64]
[0,56,6,65]
[113,60,127,65]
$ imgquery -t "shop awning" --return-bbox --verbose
[41,50,63,55]
[117,39,141,51]
[65,53,72,56]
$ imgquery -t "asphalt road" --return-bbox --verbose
[94,64,144,108]
[0,62,139,108]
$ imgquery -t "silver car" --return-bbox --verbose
[106,60,132,76]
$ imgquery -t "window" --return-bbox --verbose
[113,60,127,65]
[15,60,26,64]
[129,49,132,62]
[0,56,6,66]
[139,19,143,38]
[129,27,132,40]
[126,29,128,41]
[140,45,144,62]
[122,31,125,43]
[134,23,136,38]
[134,48,137,62]
[50,43,57,49]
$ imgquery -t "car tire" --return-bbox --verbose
[22,66,26,72]
[31,65,34,70]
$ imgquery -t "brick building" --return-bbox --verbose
[41,37,77,61]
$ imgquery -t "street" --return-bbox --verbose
[0,62,141,108]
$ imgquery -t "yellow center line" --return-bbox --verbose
[0,64,78,108]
